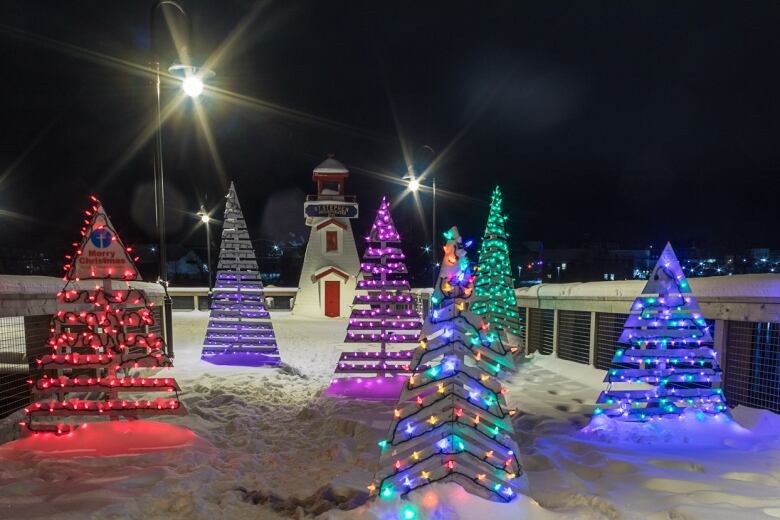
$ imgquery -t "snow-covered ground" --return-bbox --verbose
[1,312,780,519]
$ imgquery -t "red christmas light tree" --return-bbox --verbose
[23,196,185,435]
[327,197,421,399]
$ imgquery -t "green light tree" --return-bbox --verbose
[472,186,522,343]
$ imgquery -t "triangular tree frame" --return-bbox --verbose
[201,182,281,366]
[595,242,729,421]
[371,226,524,502]
[328,197,421,397]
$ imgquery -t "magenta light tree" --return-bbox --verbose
[595,242,729,421]
[328,196,421,399]
[201,182,281,367]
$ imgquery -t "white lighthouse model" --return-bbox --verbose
[293,156,360,318]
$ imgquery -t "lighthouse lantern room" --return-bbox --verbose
[294,156,360,317]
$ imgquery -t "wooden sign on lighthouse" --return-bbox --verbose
[293,156,360,317]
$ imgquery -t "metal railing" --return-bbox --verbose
[557,310,591,364]
[724,321,780,412]
[6,275,778,417]
[527,308,554,355]
[0,275,166,419]
[594,312,628,370]
[0,316,43,418]
[168,286,299,311]
[516,274,780,414]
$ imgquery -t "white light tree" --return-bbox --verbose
[201,182,281,366]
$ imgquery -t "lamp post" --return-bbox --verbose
[197,206,212,291]
[150,0,213,355]
[404,168,437,287]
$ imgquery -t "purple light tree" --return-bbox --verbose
[594,242,729,421]
[327,196,421,399]
[201,182,281,367]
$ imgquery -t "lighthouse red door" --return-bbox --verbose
[324,281,340,317]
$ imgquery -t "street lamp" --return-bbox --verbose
[150,0,214,354]
[196,206,212,291]
[182,75,203,97]
[403,166,437,287]
[169,62,214,97]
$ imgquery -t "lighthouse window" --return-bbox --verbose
[321,181,341,195]
[326,230,338,252]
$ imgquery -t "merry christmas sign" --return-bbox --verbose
[65,197,140,281]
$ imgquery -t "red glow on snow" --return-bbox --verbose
[2,421,197,458]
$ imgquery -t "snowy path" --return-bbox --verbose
[0,312,779,519]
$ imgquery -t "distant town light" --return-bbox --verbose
[408,178,420,192]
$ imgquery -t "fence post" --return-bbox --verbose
[588,311,597,366]
[552,308,559,357]
[713,319,727,374]
[523,307,530,356]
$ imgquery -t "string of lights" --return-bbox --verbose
[472,187,522,342]
[331,197,421,382]
[595,242,730,421]
[24,196,186,435]
[201,183,281,366]
[370,226,525,502]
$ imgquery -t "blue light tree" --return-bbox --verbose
[201,182,281,366]
[370,227,524,502]
[595,242,729,421]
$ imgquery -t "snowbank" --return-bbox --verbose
[1,312,780,519]
[322,482,564,520]
[581,410,752,447]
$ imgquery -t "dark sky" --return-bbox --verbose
[1,0,779,269]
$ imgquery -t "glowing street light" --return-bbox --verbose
[196,206,212,290]
[150,0,215,353]
[169,63,214,98]
[182,75,204,97]
[403,158,437,287]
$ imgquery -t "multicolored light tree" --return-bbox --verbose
[328,197,421,398]
[370,227,524,502]
[595,242,729,421]
[201,182,281,367]
[24,196,185,434]
[472,186,522,343]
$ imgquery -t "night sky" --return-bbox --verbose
[1,1,779,278]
